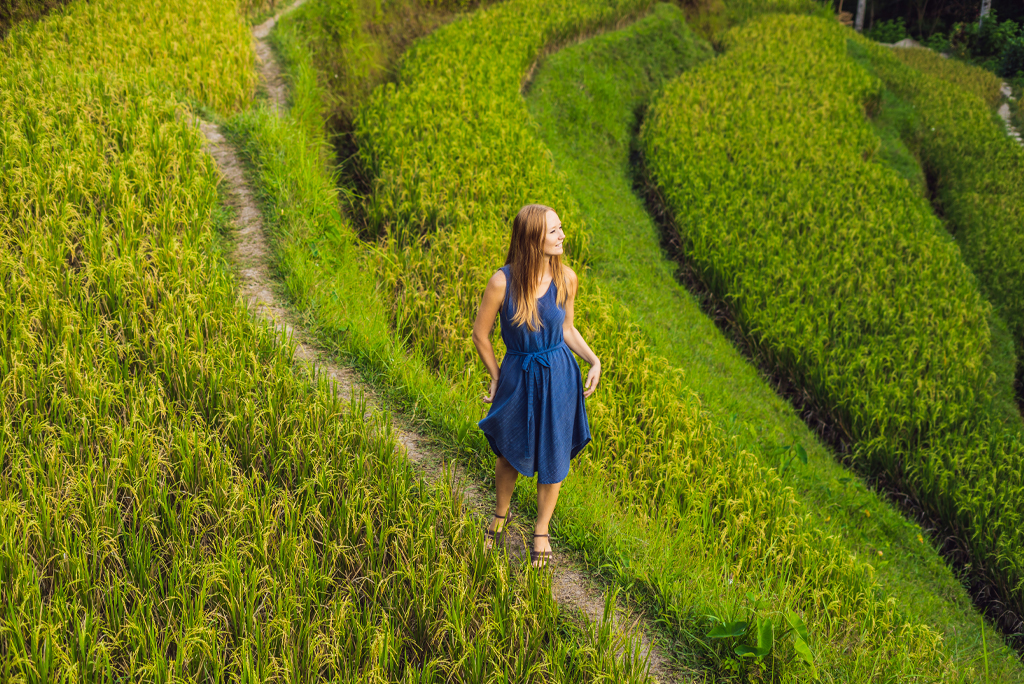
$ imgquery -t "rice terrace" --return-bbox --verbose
[2,0,1024,679]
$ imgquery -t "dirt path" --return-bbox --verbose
[198,3,683,681]
[998,82,1022,147]
[252,1,306,115]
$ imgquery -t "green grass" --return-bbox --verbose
[524,4,1024,677]
[863,88,928,196]
[244,0,1006,677]
[1013,79,1024,132]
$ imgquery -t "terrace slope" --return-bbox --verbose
[643,11,1024,650]
[524,4,1023,675]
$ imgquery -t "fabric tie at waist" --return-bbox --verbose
[503,342,567,462]
[504,341,566,372]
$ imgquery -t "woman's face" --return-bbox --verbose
[542,210,564,257]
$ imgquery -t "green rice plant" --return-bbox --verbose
[642,11,1024,643]
[859,42,1024,371]
[865,17,907,44]
[236,0,988,678]
[0,0,654,681]
[3,1,255,117]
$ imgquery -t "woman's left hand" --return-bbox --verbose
[584,361,601,398]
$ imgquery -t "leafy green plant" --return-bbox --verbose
[948,11,1023,68]
[866,17,906,44]
[921,32,950,53]
[784,610,817,677]
[774,444,808,478]
[1002,36,1024,78]
[703,598,817,677]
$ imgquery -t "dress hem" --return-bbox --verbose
[481,429,591,485]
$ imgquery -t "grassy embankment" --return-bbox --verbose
[0,1,652,681]
[231,0,1002,678]
[523,4,1023,675]
[643,11,1024,655]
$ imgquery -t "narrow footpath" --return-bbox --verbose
[197,2,683,681]
[999,82,1022,146]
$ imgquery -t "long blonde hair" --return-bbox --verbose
[505,204,569,331]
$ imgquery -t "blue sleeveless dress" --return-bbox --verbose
[478,265,591,484]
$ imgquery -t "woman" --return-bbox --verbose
[472,204,601,569]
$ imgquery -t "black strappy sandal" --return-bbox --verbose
[484,510,513,550]
[531,533,553,569]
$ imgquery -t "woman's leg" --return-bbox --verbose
[533,481,562,565]
[487,457,519,544]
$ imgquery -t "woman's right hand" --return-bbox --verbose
[482,376,499,403]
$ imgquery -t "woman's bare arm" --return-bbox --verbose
[472,269,507,402]
[560,267,601,397]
